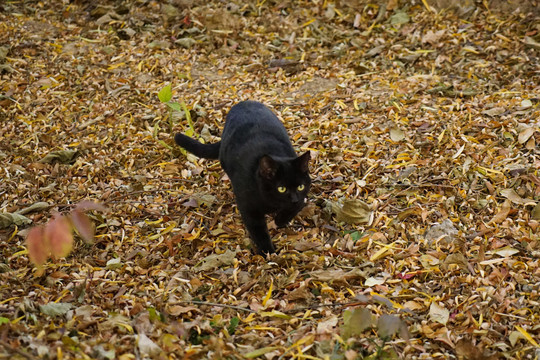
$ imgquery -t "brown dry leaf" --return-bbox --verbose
[489,199,512,224]
[422,29,446,45]
[310,268,365,283]
[39,149,79,164]
[532,203,540,221]
[286,284,314,302]
[517,127,535,144]
[330,199,373,224]
[442,253,469,272]
[195,249,237,271]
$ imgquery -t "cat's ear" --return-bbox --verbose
[296,152,311,173]
[259,155,278,179]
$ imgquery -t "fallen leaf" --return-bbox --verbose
[532,203,540,220]
[39,150,79,164]
[196,249,237,271]
[0,212,32,229]
[365,276,386,287]
[16,202,50,215]
[442,253,469,272]
[422,29,445,45]
[390,11,410,25]
[489,246,519,257]
[482,107,505,117]
[389,127,405,142]
[342,308,372,338]
[106,257,123,270]
[518,127,535,144]
[524,36,540,49]
[137,333,162,357]
[330,199,373,224]
[317,315,338,334]
[377,314,402,338]
[500,188,534,205]
[40,302,73,317]
[429,302,449,325]
[244,347,279,358]
[489,199,512,224]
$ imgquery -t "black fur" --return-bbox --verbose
[174,100,311,255]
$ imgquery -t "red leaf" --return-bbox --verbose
[45,216,73,258]
[26,226,50,267]
[70,210,95,244]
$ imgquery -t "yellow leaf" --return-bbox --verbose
[286,334,314,351]
[301,19,315,27]
[0,297,20,305]
[515,325,540,347]
[335,100,346,109]
[244,347,279,358]
[107,62,125,70]
[370,243,393,261]
[117,322,134,333]
[245,326,280,331]
[262,279,273,306]
[242,313,256,323]
[259,311,291,319]
[145,218,163,225]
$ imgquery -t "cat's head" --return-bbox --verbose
[257,152,311,210]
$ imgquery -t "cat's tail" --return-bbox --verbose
[174,133,220,159]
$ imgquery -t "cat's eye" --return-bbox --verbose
[297,184,305,191]
[277,186,287,193]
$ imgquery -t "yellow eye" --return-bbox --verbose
[277,186,287,193]
[297,184,305,191]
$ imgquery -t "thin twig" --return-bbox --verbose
[176,300,369,315]
[176,300,256,313]
[0,339,37,360]
[281,300,368,314]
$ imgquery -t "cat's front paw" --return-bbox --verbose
[256,241,276,255]
[274,215,290,228]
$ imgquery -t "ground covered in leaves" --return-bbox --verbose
[1,0,540,359]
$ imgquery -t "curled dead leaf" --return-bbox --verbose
[328,199,373,225]
[39,149,79,164]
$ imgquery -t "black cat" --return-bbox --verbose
[174,100,311,254]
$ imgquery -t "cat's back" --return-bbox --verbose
[222,101,287,139]
[219,101,296,172]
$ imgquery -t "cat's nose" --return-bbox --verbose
[290,193,299,203]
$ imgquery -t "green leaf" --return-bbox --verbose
[157,140,173,150]
[158,84,172,103]
[148,307,162,322]
[228,317,240,334]
[349,230,362,242]
[166,101,182,112]
[0,317,9,325]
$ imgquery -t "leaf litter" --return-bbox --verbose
[0,0,539,359]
